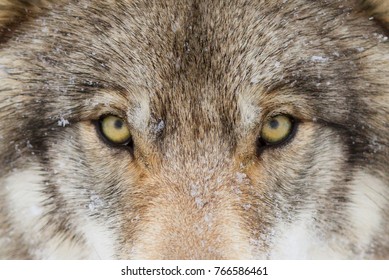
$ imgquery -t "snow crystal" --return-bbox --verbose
[68,76,76,85]
[88,195,104,212]
[26,140,33,149]
[184,41,190,53]
[175,57,181,71]
[310,55,329,63]
[204,213,213,225]
[274,61,281,68]
[356,47,365,53]
[236,172,247,184]
[195,197,204,209]
[171,21,180,33]
[242,204,251,210]
[57,116,70,127]
[155,119,165,134]
[369,136,382,154]
[373,33,388,42]
[190,183,200,197]
[14,144,21,152]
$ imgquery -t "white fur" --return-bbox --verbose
[129,95,150,132]
[50,141,117,259]
[349,171,388,253]
[4,168,68,258]
[237,94,261,131]
[4,168,83,258]
[4,166,115,259]
[267,171,387,259]
[268,216,346,259]
[76,217,116,260]
[5,168,46,239]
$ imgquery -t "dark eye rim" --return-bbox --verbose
[257,115,298,151]
[93,115,134,151]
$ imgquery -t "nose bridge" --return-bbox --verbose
[160,145,239,204]
[157,81,238,159]
[130,160,252,259]
[159,153,228,201]
[160,121,236,173]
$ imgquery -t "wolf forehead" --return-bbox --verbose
[49,1,353,87]
[16,4,373,88]
[1,0,386,130]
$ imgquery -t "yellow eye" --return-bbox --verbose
[100,115,131,145]
[260,115,294,145]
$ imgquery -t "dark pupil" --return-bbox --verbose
[114,119,123,129]
[269,119,279,129]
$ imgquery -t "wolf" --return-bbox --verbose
[0,0,388,259]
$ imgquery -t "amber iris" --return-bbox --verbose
[100,115,131,144]
[261,115,293,145]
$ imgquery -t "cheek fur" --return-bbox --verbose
[0,0,388,260]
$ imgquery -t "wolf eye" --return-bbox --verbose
[260,115,295,146]
[99,115,132,145]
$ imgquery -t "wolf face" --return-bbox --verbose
[0,0,388,259]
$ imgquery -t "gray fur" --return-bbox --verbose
[0,0,388,259]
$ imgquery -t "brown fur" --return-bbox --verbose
[0,0,388,259]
